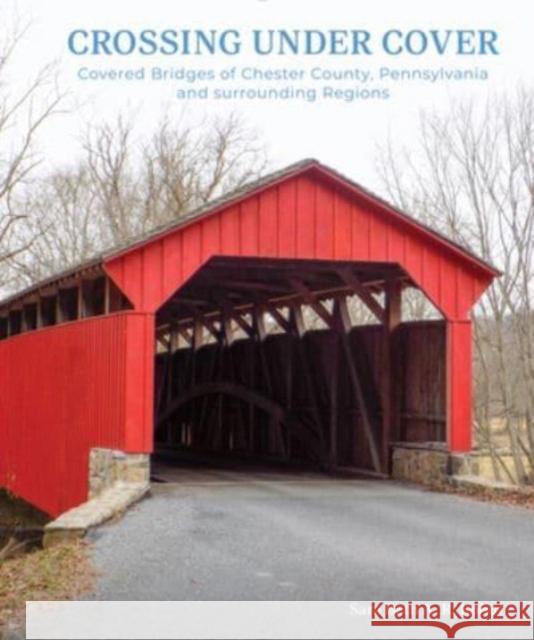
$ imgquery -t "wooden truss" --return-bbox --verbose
[0,268,132,339]
[155,266,403,474]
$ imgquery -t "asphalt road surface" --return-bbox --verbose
[89,464,534,600]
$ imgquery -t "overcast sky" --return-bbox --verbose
[10,0,534,190]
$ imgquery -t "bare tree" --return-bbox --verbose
[80,110,267,245]
[82,114,139,245]
[141,111,267,224]
[12,110,266,286]
[376,88,534,484]
[0,16,62,292]
[10,165,104,283]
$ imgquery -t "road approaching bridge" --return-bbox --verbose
[88,469,534,600]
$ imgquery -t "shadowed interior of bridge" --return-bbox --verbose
[150,454,371,485]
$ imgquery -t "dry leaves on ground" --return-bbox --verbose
[0,540,95,631]
[431,483,534,509]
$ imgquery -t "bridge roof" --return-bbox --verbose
[0,158,499,313]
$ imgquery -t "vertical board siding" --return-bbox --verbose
[104,173,492,320]
[124,313,155,452]
[369,214,388,261]
[154,321,446,471]
[123,251,143,309]
[295,176,316,258]
[333,191,352,260]
[240,197,259,255]
[258,189,278,256]
[0,312,153,516]
[315,183,334,259]
[351,202,370,260]
[162,232,182,297]
[447,319,473,451]
[278,180,297,256]
[221,205,241,255]
[399,321,446,442]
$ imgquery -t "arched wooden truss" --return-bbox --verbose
[156,380,323,464]
[154,263,408,474]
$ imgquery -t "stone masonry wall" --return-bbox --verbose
[391,443,450,486]
[392,442,530,486]
[89,448,150,499]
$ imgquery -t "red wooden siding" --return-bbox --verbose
[0,312,154,516]
[0,162,496,515]
[105,173,493,321]
[447,320,473,451]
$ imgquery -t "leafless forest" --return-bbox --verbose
[377,90,534,483]
[1,23,533,483]
[0,21,266,294]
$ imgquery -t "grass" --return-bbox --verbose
[0,539,95,632]
[0,489,94,633]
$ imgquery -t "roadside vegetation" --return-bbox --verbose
[0,539,94,632]
[433,482,534,510]
[0,490,94,634]
[377,89,534,484]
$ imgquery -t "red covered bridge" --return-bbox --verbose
[0,160,498,516]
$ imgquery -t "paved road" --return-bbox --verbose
[89,466,534,600]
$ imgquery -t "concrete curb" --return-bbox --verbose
[43,482,150,547]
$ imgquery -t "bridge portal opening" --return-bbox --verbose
[153,256,446,476]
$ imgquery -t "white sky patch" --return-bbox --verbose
[8,0,534,189]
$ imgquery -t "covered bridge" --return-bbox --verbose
[0,159,498,516]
